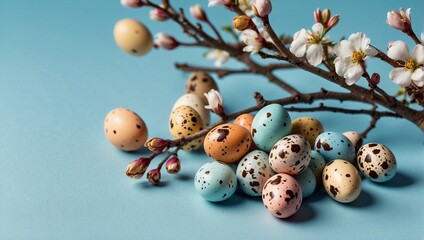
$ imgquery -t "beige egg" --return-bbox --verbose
[185,71,219,103]
[291,117,324,148]
[104,108,148,151]
[169,106,204,151]
[322,160,361,203]
[343,131,363,152]
[172,93,210,126]
[114,19,153,56]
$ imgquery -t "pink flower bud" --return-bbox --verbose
[314,8,322,23]
[327,15,339,30]
[121,0,144,8]
[165,157,181,174]
[147,169,161,185]
[154,33,180,50]
[204,89,226,118]
[145,137,170,153]
[371,73,380,85]
[190,4,207,21]
[126,158,151,179]
[386,8,411,31]
[149,5,170,21]
[251,0,272,17]
[321,9,331,24]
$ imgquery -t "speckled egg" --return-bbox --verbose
[343,131,363,152]
[204,123,252,163]
[234,113,254,131]
[104,108,148,151]
[309,150,326,185]
[114,19,152,56]
[269,134,311,175]
[172,93,210,126]
[169,105,204,151]
[357,143,397,182]
[322,160,361,203]
[251,104,291,152]
[236,150,274,196]
[315,132,355,163]
[291,117,324,148]
[194,161,237,202]
[185,71,219,103]
[294,167,316,198]
[262,173,302,218]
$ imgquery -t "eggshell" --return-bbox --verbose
[185,71,219,103]
[172,93,210,126]
[233,113,254,131]
[343,131,363,152]
[294,167,316,198]
[169,106,204,151]
[269,134,311,175]
[315,132,356,163]
[251,104,291,152]
[357,143,397,182]
[309,150,326,185]
[194,161,237,202]
[114,19,152,56]
[291,117,324,148]
[104,108,148,151]
[322,160,361,203]
[262,173,302,218]
[236,150,274,196]
[204,123,252,163]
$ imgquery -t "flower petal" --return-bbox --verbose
[364,46,378,56]
[311,23,324,36]
[348,32,365,51]
[411,44,424,64]
[306,44,323,66]
[389,67,412,86]
[334,57,351,76]
[344,64,363,85]
[387,40,410,61]
[334,40,353,58]
[411,67,424,83]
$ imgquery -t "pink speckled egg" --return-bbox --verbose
[262,173,302,218]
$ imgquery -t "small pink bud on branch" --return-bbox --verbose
[232,15,253,31]
[126,157,151,179]
[121,0,144,8]
[154,33,180,50]
[386,8,411,32]
[166,157,181,174]
[145,137,170,153]
[150,5,171,21]
[250,0,272,18]
[190,4,207,21]
[147,169,161,185]
[371,73,380,86]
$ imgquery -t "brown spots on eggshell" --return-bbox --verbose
[291,117,324,148]
[185,71,219,103]
[356,143,397,182]
[169,105,205,151]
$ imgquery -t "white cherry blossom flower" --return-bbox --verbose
[204,89,225,118]
[208,0,233,7]
[333,32,377,85]
[240,29,264,54]
[290,23,329,66]
[249,0,272,17]
[206,49,230,67]
[387,40,424,87]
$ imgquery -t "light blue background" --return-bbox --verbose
[1,0,423,239]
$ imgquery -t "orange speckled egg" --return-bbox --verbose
[204,123,252,163]
[233,113,254,131]
[291,117,324,148]
[104,108,148,151]
[169,106,205,151]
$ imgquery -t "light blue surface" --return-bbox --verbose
[1,1,423,239]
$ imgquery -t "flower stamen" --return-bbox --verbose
[404,58,418,72]
[351,50,366,64]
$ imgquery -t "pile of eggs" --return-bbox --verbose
[194,104,397,219]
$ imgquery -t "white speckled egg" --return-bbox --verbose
[343,131,363,152]
[315,132,355,163]
[309,150,326,185]
[169,106,204,151]
[291,117,324,147]
[172,93,210,126]
[104,108,148,151]
[185,71,219,104]
[236,150,274,196]
[251,104,291,152]
[114,19,152,56]
[269,134,311,175]
[262,173,302,218]
[357,143,397,182]
[294,167,316,198]
[322,160,361,203]
[194,161,237,202]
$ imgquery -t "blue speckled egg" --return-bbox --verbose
[309,150,326,185]
[236,150,274,196]
[251,104,291,152]
[194,161,237,202]
[315,132,355,163]
[294,167,316,198]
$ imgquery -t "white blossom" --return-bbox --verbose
[204,89,225,117]
[208,0,232,7]
[206,49,230,67]
[240,29,264,54]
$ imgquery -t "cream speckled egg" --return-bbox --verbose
[104,108,148,151]
[114,19,153,56]
[357,143,397,182]
[291,117,324,148]
[343,131,363,152]
[322,160,361,203]
[185,71,219,103]
[204,123,252,163]
[169,106,204,151]
[262,173,302,218]
[172,93,210,126]
[269,134,311,175]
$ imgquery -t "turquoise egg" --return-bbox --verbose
[309,150,326,185]
[294,167,316,198]
[194,161,237,202]
[314,132,355,163]
[251,104,291,152]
